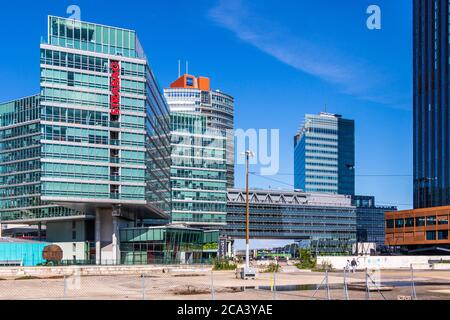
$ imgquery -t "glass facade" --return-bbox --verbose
[0,95,81,221]
[294,112,355,195]
[0,16,171,223]
[119,226,219,264]
[352,195,397,246]
[223,189,356,255]
[40,16,171,215]
[164,82,235,188]
[170,113,227,226]
[413,0,450,208]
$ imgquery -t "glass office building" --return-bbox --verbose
[170,113,227,227]
[0,95,83,222]
[224,189,357,255]
[294,112,355,195]
[0,16,172,264]
[352,195,397,246]
[413,0,450,208]
[164,75,235,188]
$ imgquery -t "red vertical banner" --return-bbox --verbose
[110,60,121,115]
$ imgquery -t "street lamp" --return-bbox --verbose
[239,150,256,279]
[242,150,254,270]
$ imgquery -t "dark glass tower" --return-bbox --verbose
[413,0,450,208]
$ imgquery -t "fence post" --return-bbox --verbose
[63,275,67,300]
[365,268,371,300]
[411,264,417,300]
[343,268,349,300]
[273,269,277,300]
[141,274,145,300]
[211,269,215,300]
[325,270,331,300]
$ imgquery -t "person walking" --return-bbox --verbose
[351,258,357,273]
[345,259,351,273]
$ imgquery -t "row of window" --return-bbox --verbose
[40,49,145,78]
[49,17,138,56]
[386,215,450,228]
[0,97,40,127]
[42,87,145,112]
[42,106,145,130]
[0,146,40,164]
[41,68,146,96]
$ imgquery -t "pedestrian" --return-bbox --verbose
[351,258,357,273]
[345,259,351,272]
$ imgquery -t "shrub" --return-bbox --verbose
[213,259,237,271]
[295,249,317,270]
[313,260,333,272]
[262,262,281,273]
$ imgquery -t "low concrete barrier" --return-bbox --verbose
[317,255,450,270]
[432,263,450,270]
[0,265,212,278]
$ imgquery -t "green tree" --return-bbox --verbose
[295,249,316,269]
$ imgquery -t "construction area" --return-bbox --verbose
[0,265,450,300]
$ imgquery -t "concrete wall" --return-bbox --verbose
[317,255,450,270]
[0,265,211,278]
[52,242,88,261]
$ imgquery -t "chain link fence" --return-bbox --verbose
[0,264,449,300]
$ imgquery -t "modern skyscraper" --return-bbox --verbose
[170,112,227,227]
[294,112,355,195]
[164,74,235,188]
[413,0,450,209]
[0,16,172,263]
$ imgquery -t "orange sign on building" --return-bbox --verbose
[170,74,211,91]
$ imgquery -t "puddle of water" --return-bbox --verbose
[229,281,450,292]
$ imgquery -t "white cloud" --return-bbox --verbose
[208,0,407,107]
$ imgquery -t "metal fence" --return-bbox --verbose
[0,264,448,300]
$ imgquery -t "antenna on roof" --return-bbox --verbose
[186,61,189,75]
[178,60,181,78]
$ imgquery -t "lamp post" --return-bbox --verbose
[242,150,254,271]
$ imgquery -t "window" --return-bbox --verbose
[386,219,394,228]
[438,215,449,225]
[405,218,414,227]
[426,216,437,226]
[438,230,449,240]
[426,231,437,241]
[72,230,76,240]
[395,219,404,228]
[416,217,425,227]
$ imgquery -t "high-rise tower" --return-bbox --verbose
[164,74,235,188]
[413,0,450,208]
[294,112,355,195]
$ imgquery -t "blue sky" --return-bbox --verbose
[0,1,413,247]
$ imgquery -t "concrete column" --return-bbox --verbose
[112,216,119,265]
[227,241,233,258]
[0,224,3,238]
[95,210,102,265]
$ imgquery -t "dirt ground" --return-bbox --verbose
[1,268,450,300]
